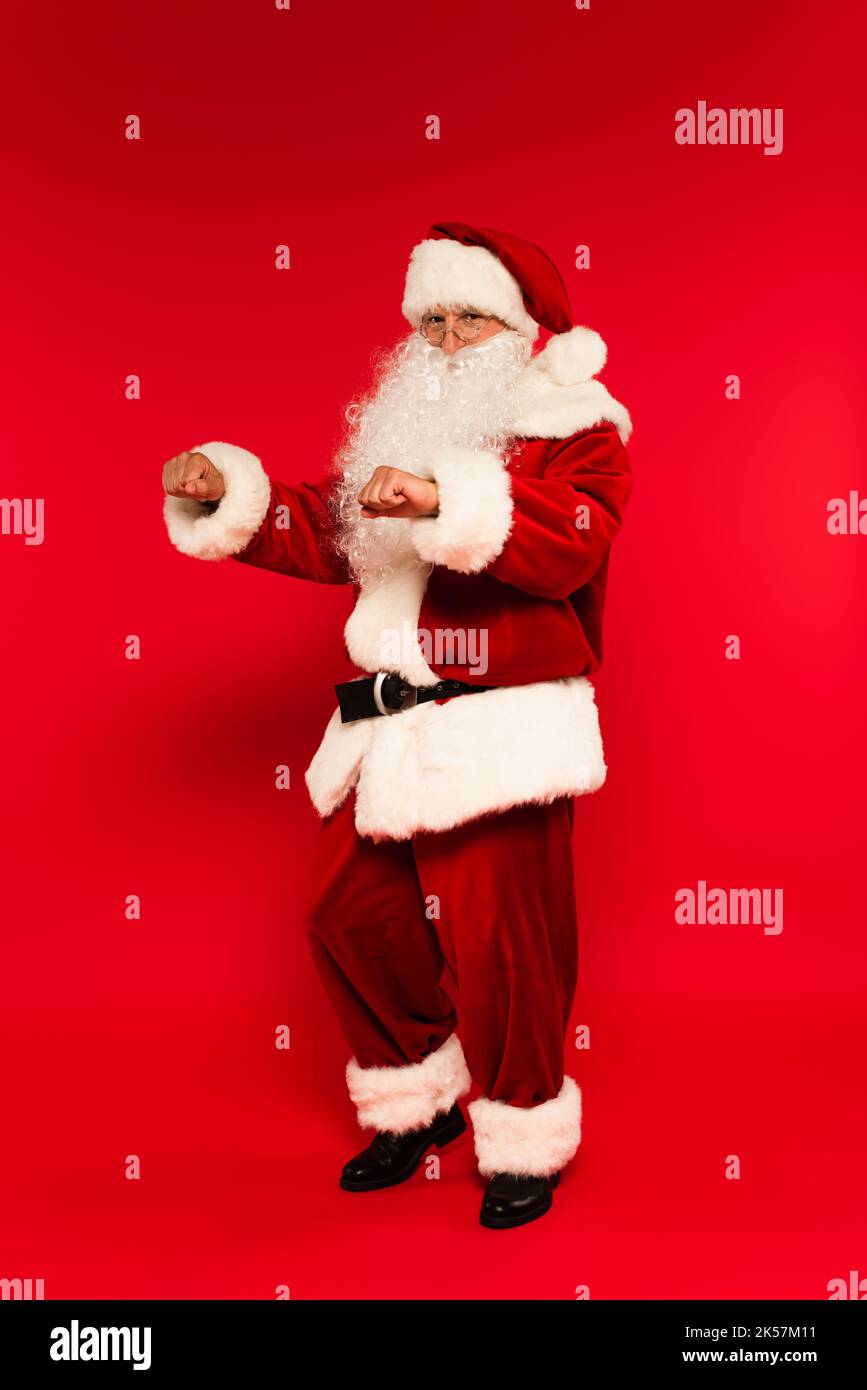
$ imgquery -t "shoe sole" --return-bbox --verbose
[478,1173,560,1229]
[339,1114,467,1192]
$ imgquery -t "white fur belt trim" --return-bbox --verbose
[304,676,607,841]
[469,1076,582,1177]
[346,1033,472,1135]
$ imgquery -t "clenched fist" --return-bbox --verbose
[358,467,439,520]
[162,450,225,503]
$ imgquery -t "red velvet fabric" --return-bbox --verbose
[420,422,633,684]
[304,788,578,1107]
[232,420,633,687]
[232,475,350,585]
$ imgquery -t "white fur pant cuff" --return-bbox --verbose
[345,1033,472,1136]
[468,1075,582,1177]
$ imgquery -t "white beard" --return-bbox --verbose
[331,328,532,584]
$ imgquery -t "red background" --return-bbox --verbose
[2,0,865,1300]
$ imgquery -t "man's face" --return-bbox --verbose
[422,305,507,357]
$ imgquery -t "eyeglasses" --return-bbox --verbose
[419,311,496,345]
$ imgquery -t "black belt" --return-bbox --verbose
[335,672,495,723]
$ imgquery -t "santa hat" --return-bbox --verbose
[397,219,629,439]
[401,221,574,346]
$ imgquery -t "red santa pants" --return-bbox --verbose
[304,789,584,1177]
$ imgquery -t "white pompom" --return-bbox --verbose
[538,326,607,384]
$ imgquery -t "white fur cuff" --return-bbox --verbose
[346,1033,472,1136]
[410,446,514,574]
[468,1076,582,1177]
[163,440,271,560]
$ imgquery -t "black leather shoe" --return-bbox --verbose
[339,1103,467,1192]
[479,1171,561,1228]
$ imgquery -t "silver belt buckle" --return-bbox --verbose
[373,671,418,716]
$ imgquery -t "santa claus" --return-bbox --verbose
[161,222,633,1229]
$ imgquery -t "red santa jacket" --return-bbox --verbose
[163,326,633,841]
